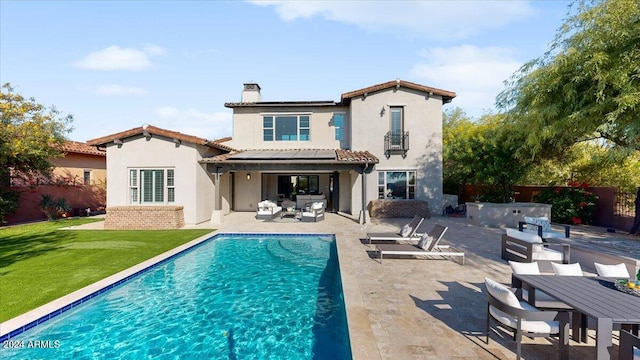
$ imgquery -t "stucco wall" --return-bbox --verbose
[50,153,107,185]
[349,88,445,215]
[228,106,349,150]
[105,134,217,225]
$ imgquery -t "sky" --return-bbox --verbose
[1,0,573,142]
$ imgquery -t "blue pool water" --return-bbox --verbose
[1,234,352,359]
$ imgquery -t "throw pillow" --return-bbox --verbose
[417,234,434,250]
[399,224,412,237]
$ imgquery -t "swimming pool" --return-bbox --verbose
[1,233,352,359]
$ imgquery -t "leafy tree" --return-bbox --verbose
[523,143,640,193]
[498,0,640,155]
[0,83,73,222]
[497,0,640,234]
[443,108,533,202]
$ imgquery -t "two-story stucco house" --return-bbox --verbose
[87,80,455,229]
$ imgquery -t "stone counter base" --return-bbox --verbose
[105,206,185,230]
[369,200,430,219]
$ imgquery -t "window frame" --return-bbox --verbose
[377,170,416,200]
[333,112,345,141]
[389,106,404,148]
[128,168,176,205]
[262,113,312,142]
[83,170,91,185]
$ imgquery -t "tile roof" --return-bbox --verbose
[201,149,379,164]
[86,124,237,151]
[59,141,106,156]
[224,101,337,108]
[335,149,378,162]
[341,79,456,103]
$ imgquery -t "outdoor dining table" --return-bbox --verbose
[512,274,640,360]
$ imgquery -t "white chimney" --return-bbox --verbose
[241,83,261,102]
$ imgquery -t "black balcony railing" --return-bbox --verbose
[384,131,409,158]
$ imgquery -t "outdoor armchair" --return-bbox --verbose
[300,202,324,222]
[485,277,569,360]
[619,329,640,360]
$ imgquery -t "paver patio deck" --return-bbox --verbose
[214,212,639,360]
[27,213,640,359]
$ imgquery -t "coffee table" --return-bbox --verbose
[280,208,299,219]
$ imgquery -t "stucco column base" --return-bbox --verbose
[358,210,370,224]
[210,210,224,225]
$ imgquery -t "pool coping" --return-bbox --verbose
[0,231,366,358]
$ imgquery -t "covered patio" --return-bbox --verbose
[200,149,378,223]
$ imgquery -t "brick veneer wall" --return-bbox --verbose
[369,200,431,219]
[105,206,185,230]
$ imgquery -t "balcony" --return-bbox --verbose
[384,131,409,158]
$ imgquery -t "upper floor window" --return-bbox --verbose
[390,107,404,148]
[129,168,175,204]
[333,113,344,141]
[378,170,415,200]
[263,115,310,141]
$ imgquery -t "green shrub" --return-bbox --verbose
[533,182,598,225]
[41,194,71,220]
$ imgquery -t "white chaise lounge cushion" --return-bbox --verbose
[594,262,630,278]
[485,278,559,334]
[551,262,583,276]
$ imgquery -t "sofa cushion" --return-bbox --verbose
[506,228,543,244]
[531,249,563,262]
[524,216,552,233]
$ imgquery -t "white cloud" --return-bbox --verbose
[154,106,233,140]
[95,84,147,95]
[74,45,166,70]
[411,45,523,116]
[249,1,535,39]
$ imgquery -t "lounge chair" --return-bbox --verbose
[375,225,464,264]
[366,215,424,245]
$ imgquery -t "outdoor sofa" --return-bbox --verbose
[255,200,282,220]
[501,228,570,264]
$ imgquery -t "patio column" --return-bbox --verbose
[359,163,371,224]
[210,169,223,225]
[332,171,339,213]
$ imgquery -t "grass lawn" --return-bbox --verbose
[0,218,214,323]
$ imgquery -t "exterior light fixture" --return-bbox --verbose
[246,173,251,180]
